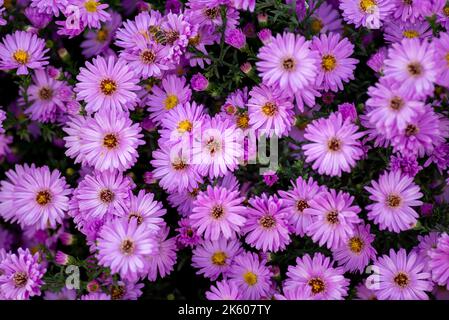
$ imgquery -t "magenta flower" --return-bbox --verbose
[242,194,291,252]
[429,233,449,289]
[206,280,242,300]
[284,253,349,300]
[175,217,201,248]
[144,225,177,281]
[309,0,343,35]
[190,73,209,91]
[339,0,395,29]
[433,32,449,87]
[0,31,49,75]
[384,20,433,44]
[75,0,111,29]
[391,0,430,23]
[367,47,388,73]
[365,170,423,233]
[228,252,273,300]
[97,218,156,281]
[75,55,141,113]
[190,185,247,241]
[374,249,433,300]
[303,112,365,177]
[305,189,361,250]
[225,28,246,49]
[30,0,67,17]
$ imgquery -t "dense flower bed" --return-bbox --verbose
[0,0,449,300]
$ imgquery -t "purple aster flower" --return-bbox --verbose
[311,32,358,92]
[384,38,436,98]
[186,24,218,68]
[384,20,433,44]
[365,170,423,233]
[24,7,53,29]
[75,55,141,113]
[167,188,199,216]
[225,28,246,49]
[159,12,194,65]
[192,238,242,280]
[389,154,422,177]
[332,224,377,273]
[391,0,431,23]
[186,1,239,30]
[190,73,209,91]
[337,102,358,122]
[355,283,378,300]
[62,115,89,165]
[305,189,361,250]
[175,217,201,248]
[97,218,156,281]
[424,143,449,173]
[190,185,247,241]
[147,75,192,124]
[303,112,365,177]
[0,31,49,75]
[429,233,449,289]
[44,287,77,300]
[374,248,433,300]
[284,253,349,300]
[109,280,144,300]
[433,32,449,87]
[0,248,46,300]
[77,108,145,172]
[30,0,67,17]
[228,252,273,300]
[247,84,295,138]
[242,193,291,252]
[308,0,343,35]
[278,176,326,237]
[233,0,255,12]
[256,32,318,95]
[257,28,272,45]
[416,232,439,268]
[145,225,177,281]
[74,0,111,29]
[339,0,395,29]
[206,280,242,300]
[262,170,278,187]
[367,47,388,73]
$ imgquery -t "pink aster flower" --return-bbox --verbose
[373,248,433,300]
[247,84,295,138]
[24,7,53,29]
[367,47,388,73]
[233,0,255,11]
[391,0,431,23]
[44,287,77,300]
[332,224,377,273]
[384,20,433,44]
[242,194,291,252]
[206,280,242,300]
[0,31,49,75]
[75,55,141,113]
[384,38,436,98]
[190,185,247,241]
[284,253,349,300]
[433,32,449,87]
[303,112,365,177]
[159,12,194,65]
[339,0,395,29]
[147,75,192,124]
[176,217,201,248]
[109,280,144,300]
[355,282,378,300]
[30,0,67,17]
[97,218,156,281]
[429,233,449,289]
[145,225,177,281]
[416,232,439,268]
[338,102,358,122]
[167,188,199,216]
[12,166,71,230]
[278,176,326,237]
[389,154,422,177]
[0,248,46,300]
[75,0,111,29]
[311,32,358,92]
[256,32,318,95]
[365,170,423,233]
[192,238,242,280]
[305,189,361,250]
[309,0,343,35]
[62,115,89,165]
[262,170,278,187]
[77,108,144,172]
[228,252,273,300]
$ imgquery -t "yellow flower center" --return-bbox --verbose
[211,251,227,266]
[282,58,296,71]
[321,54,337,72]
[103,133,119,149]
[359,0,377,13]
[243,271,258,286]
[96,28,109,42]
[386,194,402,208]
[407,62,422,76]
[261,102,277,117]
[120,239,135,255]
[140,50,156,64]
[36,190,52,206]
[394,272,410,288]
[85,0,99,13]
[236,112,250,129]
[100,78,117,95]
[13,49,29,64]
[311,18,323,34]
[164,95,179,110]
[172,158,188,170]
[308,278,326,294]
[211,205,224,219]
[327,137,342,152]
[38,87,53,100]
[177,119,193,133]
[403,30,419,39]
[444,6,449,17]
[349,237,365,254]
[326,210,339,224]
[445,53,449,67]
[259,215,276,229]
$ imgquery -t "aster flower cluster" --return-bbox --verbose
[0,0,448,302]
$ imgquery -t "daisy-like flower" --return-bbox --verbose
[145,225,177,281]
[242,194,291,252]
[192,238,242,280]
[186,1,240,30]
[109,280,144,300]
[159,12,194,64]
[78,108,145,172]
[147,75,191,124]
[416,232,439,269]
[63,115,89,165]
[0,31,49,75]
[30,0,67,17]
[311,32,358,92]
[97,218,156,281]
[302,112,365,177]
[384,20,433,44]
[75,0,110,29]
[13,166,71,230]
[305,189,362,250]
[190,185,247,241]
[75,55,141,113]
[168,188,200,217]
[256,32,318,95]
[284,253,349,300]
[0,248,46,300]
[72,170,132,220]
[367,47,388,73]
[308,0,343,35]
[247,84,295,138]
[119,36,170,79]
[151,146,203,193]
[366,77,425,137]
[228,252,273,300]
[365,170,423,233]
[193,116,243,179]
[339,0,395,29]
[428,233,449,289]
[119,190,166,233]
[332,224,377,273]
[384,38,436,98]
[278,176,326,237]
[391,0,431,23]
[206,280,242,300]
[176,217,201,248]
[433,32,449,87]
[390,154,422,177]
[373,248,433,300]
